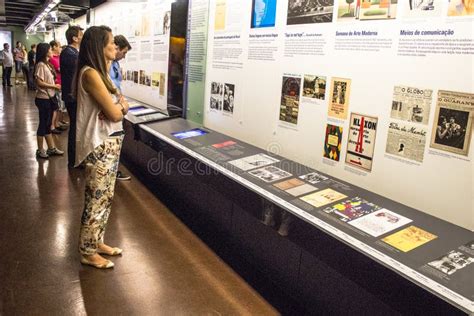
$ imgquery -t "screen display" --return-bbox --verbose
[128,106,147,113]
[172,128,209,139]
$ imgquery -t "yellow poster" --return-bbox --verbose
[300,188,347,208]
[382,226,437,252]
[214,0,226,30]
[328,77,351,120]
[159,73,166,96]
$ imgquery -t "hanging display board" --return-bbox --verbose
[202,0,474,231]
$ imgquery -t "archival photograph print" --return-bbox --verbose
[299,172,329,184]
[382,226,437,252]
[391,85,433,125]
[210,81,224,111]
[328,78,351,120]
[228,153,279,171]
[303,74,326,100]
[287,0,334,25]
[251,0,277,28]
[385,122,427,163]
[249,165,292,183]
[430,90,473,156]
[300,188,347,208]
[323,124,343,161]
[448,0,474,16]
[428,250,474,275]
[322,197,381,222]
[345,113,378,172]
[348,209,412,237]
[279,75,301,125]
[223,83,235,114]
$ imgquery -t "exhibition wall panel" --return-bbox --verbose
[202,0,474,230]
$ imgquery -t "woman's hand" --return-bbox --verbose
[54,84,61,90]
[118,95,129,115]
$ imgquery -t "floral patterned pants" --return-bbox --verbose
[79,135,124,256]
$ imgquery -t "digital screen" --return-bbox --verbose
[172,128,209,139]
[128,106,147,113]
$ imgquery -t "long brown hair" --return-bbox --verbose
[34,42,56,80]
[74,25,116,97]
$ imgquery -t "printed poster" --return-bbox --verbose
[328,78,351,120]
[279,75,301,125]
[348,209,412,237]
[391,85,433,125]
[214,0,227,30]
[346,113,378,171]
[430,90,474,156]
[251,0,277,28]
[322,197,381,222]
[323,124,343,161]
[385,122,427,163]
[382,226,437,252]
[300,188,347,208]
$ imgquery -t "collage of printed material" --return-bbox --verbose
[210,82,235,114]
[124,69,166,96]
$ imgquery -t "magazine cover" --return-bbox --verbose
[287,0,334,25]
[382,226,437,252]
[430,90,474,156]
[428,250,474,275]
[322,197,381,222]
[323,124,343,161]
[391,85,433,125]
[348,209,412,237]
[299,172,329,184]
[251,0,277,28]
[300,188,347,208]
[249,165,292,183]
[328,78,351,120]
[385,122,427,163]
[279,75,301,125]
[303,75,326,100]
[345,113,378,171]
[228,153,279,171]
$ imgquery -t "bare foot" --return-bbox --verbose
[98,243,122,255]
[82,253,111,266]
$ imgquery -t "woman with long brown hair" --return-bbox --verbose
[75,25,129,269]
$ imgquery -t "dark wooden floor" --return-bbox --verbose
[0,85,278,315]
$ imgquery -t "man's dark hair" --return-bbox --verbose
[114,35,131,50]
[65,25,84,45]
[31,44,36,49]
[3,43,8,48]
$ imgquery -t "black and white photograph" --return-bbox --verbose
[428,250,474,275]
[299,172,329,184]
[303,75,326,100]
[223,83,235,114]
[210,81,224,111]
[432,108,470,153]
[249,165,292,183]
[287,0,334,25]
[228,154,280,171]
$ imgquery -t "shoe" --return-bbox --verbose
[116,170,131,181]
[57,125,68,131]
[47,147,64,156]
[278,211,292,237]
[97,247,123,256]
[36,149,49,159]
[80,256,114,269]
[51,128,62,134]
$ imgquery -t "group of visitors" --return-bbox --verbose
[7,25,134,269]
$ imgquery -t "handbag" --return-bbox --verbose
[47,90,60,108]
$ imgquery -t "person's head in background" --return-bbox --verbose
[34,43,53,74]
[65,25,84,49]
[16,41,21,49]
[114,35,131,61]
[3,43,9,51]
[75,25,117,97]
[31,44,36,52]
[49,40,62,56]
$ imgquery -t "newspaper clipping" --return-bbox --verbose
[430,90,474,156]
[328,77,351,120]
[391,85,433,125]
[345,113,378,171]
[386,121,427,163]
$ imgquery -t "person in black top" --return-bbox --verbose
[60,25,83,169]
[27,44,36,90]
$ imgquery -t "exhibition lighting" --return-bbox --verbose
[25,0,62,33]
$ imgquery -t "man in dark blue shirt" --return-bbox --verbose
[60,25,83,169]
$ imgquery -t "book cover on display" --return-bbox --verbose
[345,113,378,171]
[382,226,437,252]
[249,165,292,183]
[322,197,381,222]
[228,153,279,171]
[385,122,427,163]
[279,75,301,125]
[299,172,329,184]
[430,90,474,156]
[328,78,351,120]
[251,0,277,28]
[303,75,326,100]
[323,124,343,161]
[287,0,334,24]
[391,85,433,125]
[348,209,412,237]
[300,188,347,208]
[428,250,474,275]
